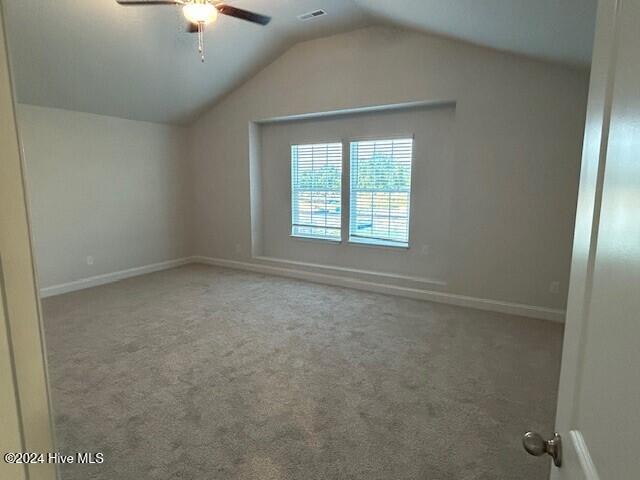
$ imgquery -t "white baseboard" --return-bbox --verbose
[40,255,566,322]
[39,257,193,298]
[253,255,447,288]
[192,256,566,323]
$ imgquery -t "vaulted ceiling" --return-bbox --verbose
[4,0,597,125]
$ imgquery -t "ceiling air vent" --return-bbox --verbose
[298,9,327,21]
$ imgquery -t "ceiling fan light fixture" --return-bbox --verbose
[183,2,218,24]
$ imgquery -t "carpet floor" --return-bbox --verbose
[42,264,563,480]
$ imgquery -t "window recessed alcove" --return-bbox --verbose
[248,100,456,289]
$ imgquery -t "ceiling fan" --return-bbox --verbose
[116,0,271,62]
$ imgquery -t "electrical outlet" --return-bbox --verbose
[86,256,94,266]
[420,244,430,256]
[549,281,560,294]
[234,243,241,254]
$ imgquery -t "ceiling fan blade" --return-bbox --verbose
[186,22,199,33]
[116,1,181,5]
[215,4,271,25]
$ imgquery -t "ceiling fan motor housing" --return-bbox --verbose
[183,1,218,25]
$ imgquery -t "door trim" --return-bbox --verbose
[0,2,58,478]
[569,431,600,480]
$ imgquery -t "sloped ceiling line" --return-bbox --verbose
[4,0,596,125]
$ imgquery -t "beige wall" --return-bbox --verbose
[17,105,192,289]
[13,27,589,312]
[190,26,589,310]
[259,104,455,284]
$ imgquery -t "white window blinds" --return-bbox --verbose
[291,143,343,241]
[349,138,413,247]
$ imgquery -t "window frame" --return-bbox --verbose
[346,135,416,249]
[289,141,344,243]
[288,134,416,249]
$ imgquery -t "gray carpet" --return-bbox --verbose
[42,264,563,480]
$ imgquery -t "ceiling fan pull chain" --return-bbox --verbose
[198,22,205,62]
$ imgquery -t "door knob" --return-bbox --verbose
[522,431,562,467]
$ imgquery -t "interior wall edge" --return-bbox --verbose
[253,99,457,124]
[15,102,187,128]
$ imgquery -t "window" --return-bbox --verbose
[349,138,413,247]
[291,143,343,241]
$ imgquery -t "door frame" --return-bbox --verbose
[0,1,57,479]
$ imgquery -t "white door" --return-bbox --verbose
[527,0,640,478]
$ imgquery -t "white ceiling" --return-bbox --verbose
[356,0,597,66]
[4,0,596,125]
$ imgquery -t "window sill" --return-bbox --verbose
[348,237,409,250]
[290,234,342,244]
